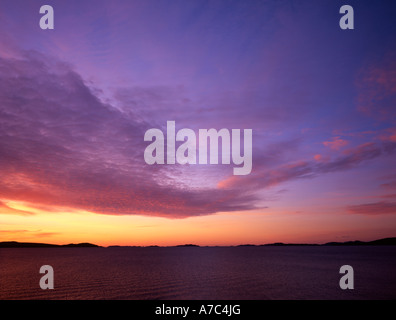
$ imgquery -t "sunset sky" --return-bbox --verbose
[1,0,396,246]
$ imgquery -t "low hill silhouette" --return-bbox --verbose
[322,237,396,246]
[1,237,395,248]
[0,241,100,248]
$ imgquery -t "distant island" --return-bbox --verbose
[1,237,396,248]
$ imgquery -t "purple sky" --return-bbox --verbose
[0,0,396,243]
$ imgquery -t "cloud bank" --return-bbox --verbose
[0,50,263,217]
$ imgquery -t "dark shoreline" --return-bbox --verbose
[0,241,100,248]
[1,237,396,248]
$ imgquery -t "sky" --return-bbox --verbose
[0,0,396,246]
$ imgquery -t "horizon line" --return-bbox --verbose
[1,237,396,248]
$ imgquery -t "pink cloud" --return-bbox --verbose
[323,136,349,150]
[313,154,322,161]
[313,154,330,162]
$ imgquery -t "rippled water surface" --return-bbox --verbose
[1,246,395,300]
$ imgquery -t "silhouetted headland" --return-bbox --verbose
[0,241,100,248]
[235,238,396,247]
[1,237,395,248]
[321,237,396,246]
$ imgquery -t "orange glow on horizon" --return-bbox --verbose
[2,199,396,247]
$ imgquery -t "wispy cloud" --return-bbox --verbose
[0,229,60,238]
[323,137,349,151]
[218,140,396,190]
[356,50,396,122]
[347,201,396,215]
